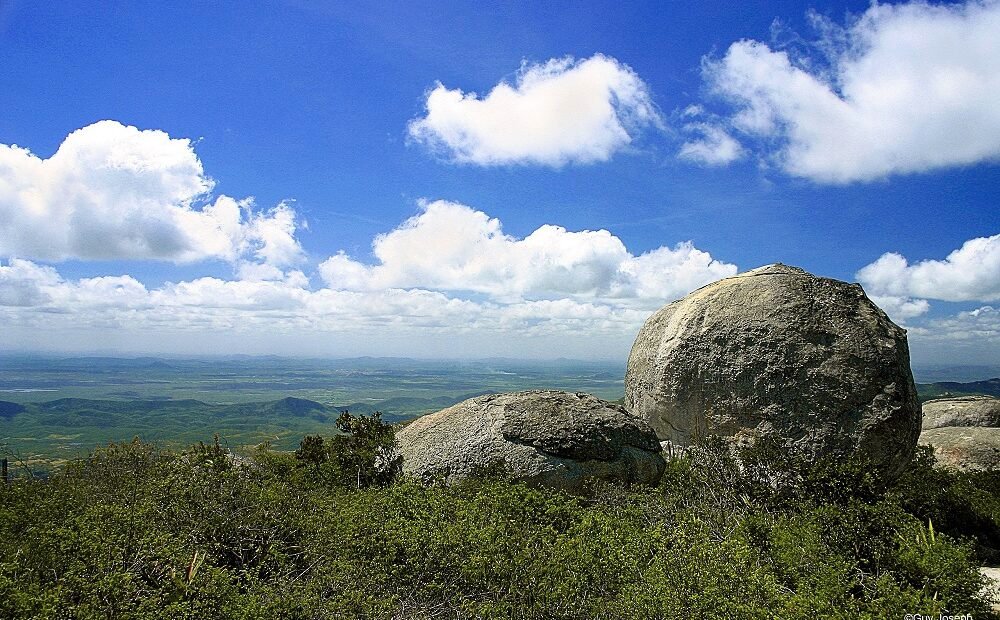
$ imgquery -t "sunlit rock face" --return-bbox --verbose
[625,263,921,478]
[396,390,665,493]
[921,396,1000,472]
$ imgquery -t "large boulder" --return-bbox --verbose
[396,390,665,493]
[920,396,1000,471]
[624,263,921,477]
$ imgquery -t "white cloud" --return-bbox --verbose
[0,259,61,307]
[857,233,1000,302]
[617,242,738,301]
[0,258,649,351]
[909,305,1000,354]
[239,200,302,268]
[678,123,744,165]
[927,306,1000,341]
[20,256,999,362]
[934,306,1000,336]
[0,121,304,267]
[701,0,1000,182]
[0,258,149,334]
[867,294,931,322]
[408,54,661,167]
[318,200,736,305]
[0,201,734,357]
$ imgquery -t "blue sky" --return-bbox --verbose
[0,0,998,364]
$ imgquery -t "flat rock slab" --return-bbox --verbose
[625,263,921,478]
[922,396,1000,430]
[919,427,1000,472]
[396,390,665,493]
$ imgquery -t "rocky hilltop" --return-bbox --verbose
[398,264,929,488]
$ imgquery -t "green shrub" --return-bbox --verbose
[893,445,1000,564]
[295,411,402,489]
[0,424,996,618]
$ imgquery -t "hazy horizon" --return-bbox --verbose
[1,350,998,385]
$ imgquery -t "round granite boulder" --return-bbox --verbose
[920,396,1000,471]
[624,263,921,477]
[396,390,665,493]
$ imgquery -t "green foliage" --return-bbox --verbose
[0,427,997,619]
[893,445,1000,564]
[294,411,402,488]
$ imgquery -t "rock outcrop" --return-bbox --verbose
[922,396,1000,430]
[624,263,921,477]
[396,390,665,492]
[920,396,1000,472]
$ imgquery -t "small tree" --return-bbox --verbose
[295,434,327,467]
[295,411,402,488]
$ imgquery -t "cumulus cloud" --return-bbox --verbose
[678,123,744,166]
[0,259,61,307]
[907,305,1000,361]
[0,121,304,268]
[927,306,1000,340]
[0,258,649,343]
[700,0,1000,182]
[408,54,661,166]
[867,295,931,322]
[0,200,735,355]
[0,122,734,357]
[857,233,1000,302]
[0,258,148,325]
[883,304,1000,364]
[318,200,736,305]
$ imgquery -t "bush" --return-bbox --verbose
[892,445,1000,564]
[294,411,402,489]
[0,424,996,618]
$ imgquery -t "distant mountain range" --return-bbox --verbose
[0,392,493,468]
[5,374,998,469]
[916,378,1000,401]
[0,391,494,427]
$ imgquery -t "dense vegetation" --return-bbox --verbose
[1,415,999,619]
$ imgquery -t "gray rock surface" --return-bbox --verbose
[624,263,921,477]
[920,396,1000,471]
[396,390,665,492]
[922,396,1000,430]
[919,427,1000,472]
